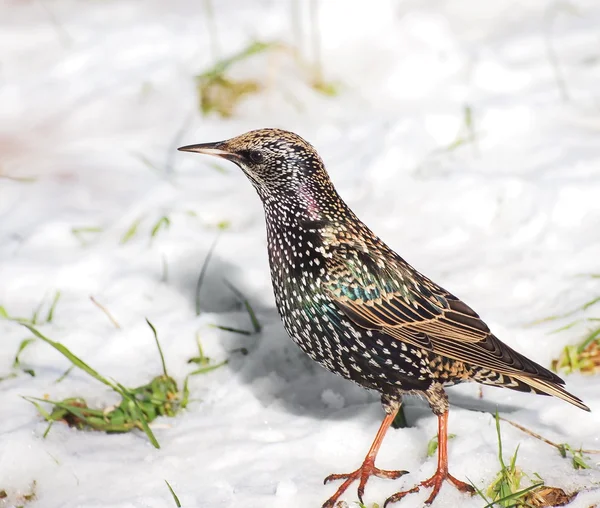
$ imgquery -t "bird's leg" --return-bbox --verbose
[322,400,408,508]
[384,409,474,506]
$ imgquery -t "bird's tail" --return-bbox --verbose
[512,374,590,412]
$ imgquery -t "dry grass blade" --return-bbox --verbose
[498,417,595,470]
[89,296,121,329]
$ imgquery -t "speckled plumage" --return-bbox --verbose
[179,128,589,507]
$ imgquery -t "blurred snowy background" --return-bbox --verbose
[1,0,600,507]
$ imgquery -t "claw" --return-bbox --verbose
[322,464,408,508]
[385,410,475,506]
[321,408,407,508]
[384,469,474,506]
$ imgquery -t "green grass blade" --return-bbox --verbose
[195,234,220,315]
[181,376,190,409]
[467,478,492,504]
[146,318,168,377]
[120,218,142,244]
[164,480,181,507]
[54,366,74,384]
[21,324,117,391]
[31,298,44,325]
[495,411,506,470]
[223,280,262,333]
[482,482,543,508]
[209,324,252,335]
[13,338,36,368]
[582,295,600,311]
[45,291,61,323]
[22,396,54,422]
[150,216,171,239]
[189,359,228,377]
[576,326,600,353]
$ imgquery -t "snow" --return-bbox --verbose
[1,0,600,507]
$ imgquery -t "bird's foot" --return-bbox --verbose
[384,468,474,506]
[322,460,408,508]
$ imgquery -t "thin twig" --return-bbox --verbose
[89,296,121,329]
[498,415,600,454]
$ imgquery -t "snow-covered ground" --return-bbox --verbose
[1,0,600,507]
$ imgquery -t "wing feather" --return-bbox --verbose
[326,243,564,385]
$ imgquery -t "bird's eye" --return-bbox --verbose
[247,150,264,164]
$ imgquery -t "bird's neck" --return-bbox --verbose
[261,179,348,230]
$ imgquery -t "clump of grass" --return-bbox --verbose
[557,444,591,470]
[471,413,544,508]
[532,286,600,375]
[23,321,229,446]
[196,38,339,118]
[23,322,176,448]
[23,322,167,447]
[551,330,600,375]
[0,480,37,507]
[197,41,276,117]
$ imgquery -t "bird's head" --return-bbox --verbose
[178,128,330,202]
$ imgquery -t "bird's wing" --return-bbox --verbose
[324,240,564,384]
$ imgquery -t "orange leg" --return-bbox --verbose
[322,408,408,508]
[384,410,474,506]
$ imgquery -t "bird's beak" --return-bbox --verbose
[177,141,241,162]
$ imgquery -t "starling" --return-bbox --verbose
[179,129,589,507]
